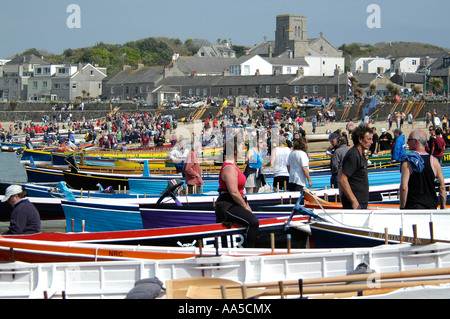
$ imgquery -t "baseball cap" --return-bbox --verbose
[2,185,23,202]
[328,133,339,142]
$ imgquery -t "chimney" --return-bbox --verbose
[163,65,169,78]
[255,69,260,76]
[296,67,304,76]
[268,44,273,58]
[172,52,179,62]
[123,63,131,71]
[273,67,280,75]
[222,68,230,76]
[191,70,198,77]
[137,60,144,69]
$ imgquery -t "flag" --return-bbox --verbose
[376,73,383,78]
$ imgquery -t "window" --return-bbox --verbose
[43,81,48,89]
[304,86,308,93]
[294,86,299,94]
[203,88,208,96]
[33,81,38,89]
[72,83,77,89]
[313,85,318,94]
[266,86,270,94]
[276,86,280,94]
[412,60,417,65]
[54,83,60,89]
[189,89,193,97]
[244,65,250,75]
[228,88,233,95]
[111,87,114,94]
[91,70,95,75]
[443,58,450,68]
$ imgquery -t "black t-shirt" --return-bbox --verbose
[341,146,369,208]
[379,132,392,151]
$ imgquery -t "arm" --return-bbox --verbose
[267,147,276,168]
[338,173,359,209]
[433,158,446,209]
[302,166,312,187]
[399,161,411,209]
[221,165,251,211]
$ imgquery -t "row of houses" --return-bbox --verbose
[352,54,450,92]
[0,55,107,102]
[2,51,449,106]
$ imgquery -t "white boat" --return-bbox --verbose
[309,208,450,248]
[1,242,450,299]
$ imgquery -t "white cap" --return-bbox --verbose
[2,185,23,202]
[381,128,387,133]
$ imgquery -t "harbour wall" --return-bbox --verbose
[0,101,449,125]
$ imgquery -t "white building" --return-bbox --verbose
[229,55,273,76]
[305,56,345,76]
[393,57,420,74]
[351,57,391,74]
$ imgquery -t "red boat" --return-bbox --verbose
[0,215,310,263]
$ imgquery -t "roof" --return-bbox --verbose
[263,56,308,66]
[6,54,48,65]
[104,66,165,85]
[176,57,232,75]
[247,40,275,56]
[151,85,180,93]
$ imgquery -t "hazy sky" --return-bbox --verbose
[1,0,449,58]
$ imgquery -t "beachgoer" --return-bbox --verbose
[215,135,259,248]
[2,185,41,235]
[400,130,446,209]
[338,125,373,209]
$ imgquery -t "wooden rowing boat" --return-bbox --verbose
[2,242,450,298]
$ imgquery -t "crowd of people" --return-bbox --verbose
[1,104,448,244]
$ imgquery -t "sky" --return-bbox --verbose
[1,0,449,58]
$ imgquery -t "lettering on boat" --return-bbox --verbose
[368,232,422,244]
[108,250,124,257]
[202,234,245,248]
[176,234,245,248]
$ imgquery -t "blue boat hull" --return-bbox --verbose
[62,201,143,232]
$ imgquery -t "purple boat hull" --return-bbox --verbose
[139,207,293,229]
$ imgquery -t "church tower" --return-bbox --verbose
[274,14,309,57]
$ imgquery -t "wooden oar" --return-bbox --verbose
[166,266,450,299]
[187,278,450,299]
